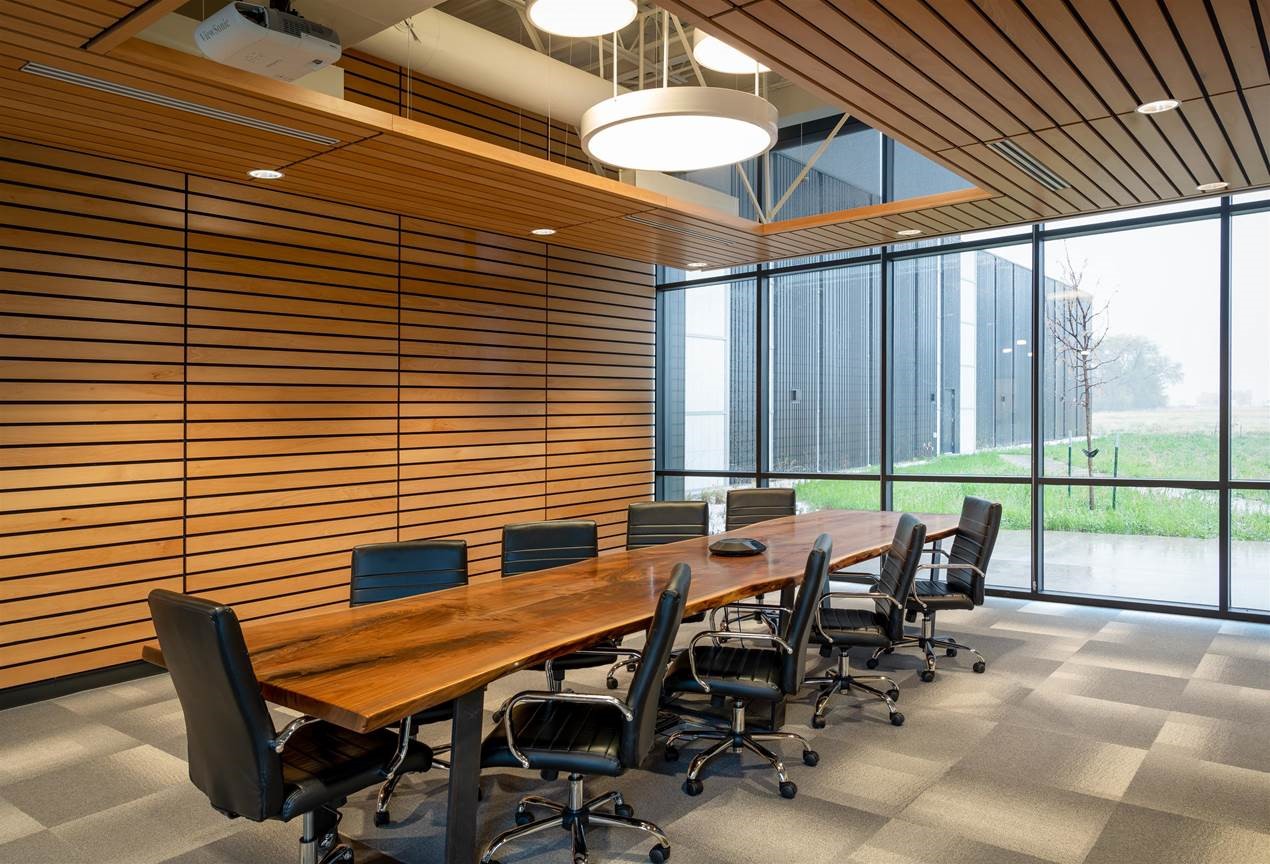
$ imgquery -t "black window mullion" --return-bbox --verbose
[1218,196,1232,614]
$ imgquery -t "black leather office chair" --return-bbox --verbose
[625,501,709,549]
[723,487,797,631]
[148,589,432,864]
[661,533,831,800]
[502,520,629,694]
[350,539,467,824]
[806,514,927,728]
[869,497,1001,681]
[479,564,691,864]
[724,487,796,530]
[601,501,710,690]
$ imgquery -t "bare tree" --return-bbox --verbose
[1047,246,1120,510]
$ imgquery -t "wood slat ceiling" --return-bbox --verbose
[658,0,1270,219]
[1,0,1266,269]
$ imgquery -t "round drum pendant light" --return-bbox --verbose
[526,0,637,38]
[692,31,770,74]
[581,86,778,172]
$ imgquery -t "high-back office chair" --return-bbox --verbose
[625,500,709,549]
[148,590,432,864]
[350,539,467,824]
[601,501,710,690]
[724,487,796,530]
[806,514,927,727]
[501,520,626,694]
[662,533,832,800]
[479,565,692,864]
[870,497,1002,681]
[723,487,797,630]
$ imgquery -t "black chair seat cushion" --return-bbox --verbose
[810,607,890,647]
[529,638,623,673]
[664,645,783,701]
[279,723,431,821]
[910,579,975,611]
[481,701,625,776]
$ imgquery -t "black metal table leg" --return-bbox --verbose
[444,686,485,864]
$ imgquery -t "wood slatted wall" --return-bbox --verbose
[0,138,654,691]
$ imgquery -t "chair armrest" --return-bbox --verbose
[813,590,907,641]
[685,631,792,693]
[497,692,634,769]
[707,602,791,633]
[272,716,322,753]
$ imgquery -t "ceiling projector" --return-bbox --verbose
[195,1,340,82]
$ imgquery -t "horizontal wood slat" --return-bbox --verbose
[0,140,653,691]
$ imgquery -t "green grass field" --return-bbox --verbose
[743,432,1270,541]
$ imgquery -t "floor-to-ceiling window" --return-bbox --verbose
[656,155,1270,621]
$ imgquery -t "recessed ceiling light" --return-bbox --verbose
[1002,347,1014,354]
[692,31,770,75]
[896,228,923,237]
[1016,338,1027,345]
[1196,181,1229,193]
[686,262,709,269]
[1136,99,1180,114]
[247,168,284,180]
[531,228,557,236]
[526,0,637,38]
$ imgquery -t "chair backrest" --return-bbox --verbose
[147,589,282,822]
[621,563,691,766]
[875,514,928,640]
[625,501,709,550]
[946,497,1002,605]
[725,487,796,531]
[350,539,467,606]
[777,533,833,694]
[501,520,598,577]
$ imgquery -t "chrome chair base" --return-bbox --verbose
[807,652,904,727]
[374,741,451,826]
[299,807,352,864]
[663,700,816,799]
[481,774,670,864]
[871,613,987,682]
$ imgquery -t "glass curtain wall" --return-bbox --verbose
[656,193,1270,621]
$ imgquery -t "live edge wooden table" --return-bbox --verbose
[142,509,958,863]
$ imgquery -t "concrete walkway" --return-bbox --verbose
[989,529,1270,610]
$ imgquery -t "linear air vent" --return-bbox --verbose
[986,139,1070,191]
[21,62,340,146]
[623,213,737,245]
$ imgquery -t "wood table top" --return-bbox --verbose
[142,509,959,732]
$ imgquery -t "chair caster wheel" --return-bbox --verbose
[818,644,832,657]
[890,712,905,727]
[573,854,587,864]
[779,781,797,799]
[973,661,986,673]
[945,647,958,657]
[514,809,534,826]
[373,810,389,827]
[649,843,670,863]
[615,803,634,818]
[802,750,819,767]
[540,769,558,781]
[606,676,619,690]
[683,778,703,796]
[865,657,879,669]
[664,746,679,761]
[886,688,900,702]
[919,670,935,683]
[811,714,826,729]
